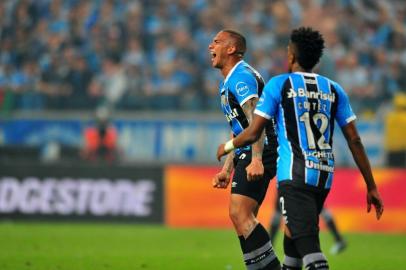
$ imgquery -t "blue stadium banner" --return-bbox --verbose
[0,118,229,163]
[0,163,164,223]
[0,118,383,166]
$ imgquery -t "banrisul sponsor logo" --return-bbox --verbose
[287,88,335,102]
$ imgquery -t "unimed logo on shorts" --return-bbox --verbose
[0,177,156,217]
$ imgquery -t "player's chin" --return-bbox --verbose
[211,60,221,68]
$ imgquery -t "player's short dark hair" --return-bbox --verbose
[222,29,246,56]
[290,27,325,70]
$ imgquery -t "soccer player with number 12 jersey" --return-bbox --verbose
[217,27,384,270]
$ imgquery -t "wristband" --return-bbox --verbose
[224,139,235,153]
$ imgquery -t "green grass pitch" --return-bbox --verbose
[0,222,404,270]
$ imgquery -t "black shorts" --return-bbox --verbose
[231,149,276,205]
[278,182,329,239]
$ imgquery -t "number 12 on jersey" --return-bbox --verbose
[299,112,331,150]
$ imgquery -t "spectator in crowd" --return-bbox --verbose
[82,107,118,163]
[11,59,43,110]
[88,53,127,110]
[38,52,72,109]
[65,51,94,109]
[0,0,405,115]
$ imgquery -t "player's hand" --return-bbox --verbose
[216,144,227,161]
[212,170,231,189]
[246,157,264,181]
[367,188,384,220]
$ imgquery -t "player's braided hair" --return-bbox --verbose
[290,27,325,70]
[222,29,246,57]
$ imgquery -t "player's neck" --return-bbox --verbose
[221,58,242,78]
[291,64,312,73]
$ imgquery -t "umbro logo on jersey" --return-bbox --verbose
[239,153,246,160]
[231,182,237,188]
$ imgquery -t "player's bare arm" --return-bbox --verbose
[217,114,268,161]
[213,150,234,189]
[342,121,384,220]
[241,98,266,181]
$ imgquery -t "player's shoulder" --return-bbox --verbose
[266,73,291,88]
[272,73,292,81]
[324,76,347,95]
[229,63,257,83]
[226,64,258,92]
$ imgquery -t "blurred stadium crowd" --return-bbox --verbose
[0,0,405,116]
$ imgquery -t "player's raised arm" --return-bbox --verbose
[241,97,266,181]
[341,121,384,220]
[217,114,268,161]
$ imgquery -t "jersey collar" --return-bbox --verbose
[294,71,317,77]
[224,60,244,84]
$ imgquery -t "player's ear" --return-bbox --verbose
[287,45,295,66]
[289,52,295,66]
[227,45,237,55]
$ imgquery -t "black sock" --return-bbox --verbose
[295,235,321,257]
[295,236,328,270]
[239,235,247,253]
[239,223,280,270]
[282,234,302,270]
[282,264,302,270]
[281,257,302,270]
[303,253,329,270]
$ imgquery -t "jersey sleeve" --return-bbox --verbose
[332,81,357,127]
[228,73,258,106]
[254,76,283,120]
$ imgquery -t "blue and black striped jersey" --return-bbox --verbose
[219,60,277,154]
[255,72,356,190]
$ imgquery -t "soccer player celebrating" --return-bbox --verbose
[216,27,384,270]
[209,29,281,270]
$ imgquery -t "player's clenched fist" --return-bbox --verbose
[212,170,231,189]
[246,157,264,181]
